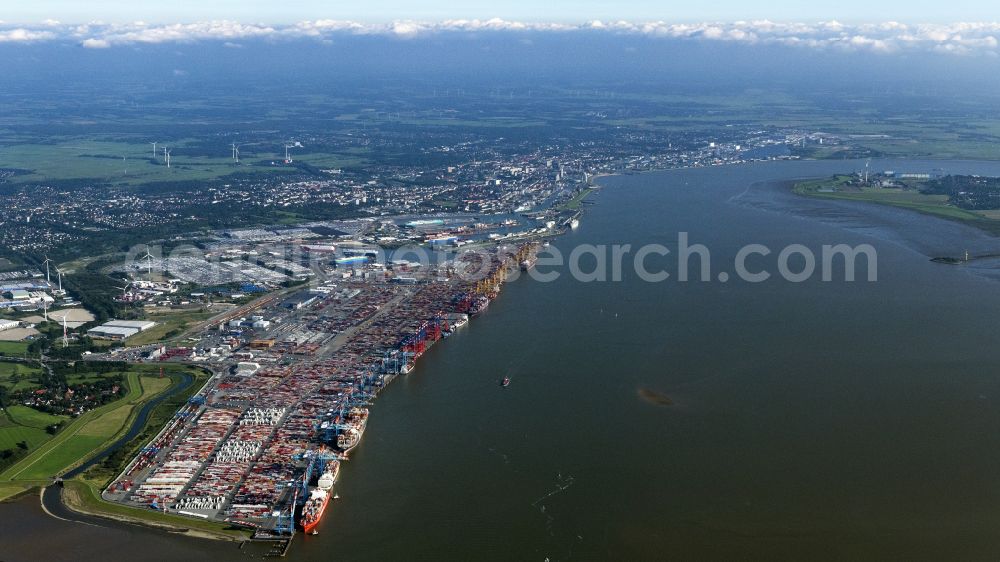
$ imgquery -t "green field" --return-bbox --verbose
[0,405,67,453]
[127,309,218,346]
[0,138,275,186]
[0,342,30,356]
[0,136,370,188]
[5,405,64,429]
[0,424,51,451]
[0,362,41,391]
[0,366,175,487]
[558,187,595,211]
[2,372,168,481]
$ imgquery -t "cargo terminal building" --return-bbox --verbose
[87,320,157,341]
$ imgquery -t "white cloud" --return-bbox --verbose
[0,28,54,42]
[0,20,998,56]
[81,37,110,48]
[390,21,426,37]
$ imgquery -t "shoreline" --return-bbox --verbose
[60,181,607,543]
[56,480,246,542]
[790,174,1000,240]
[28,157,990,540]
[62,240,556,541]
[25,157,1000,547]
[39,160,896,541]
[734,169,1000,269]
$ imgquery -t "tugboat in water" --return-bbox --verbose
[500,376,511,388]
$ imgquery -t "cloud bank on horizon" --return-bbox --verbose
[0,19,999,56]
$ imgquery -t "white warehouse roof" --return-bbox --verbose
[103,320,157,331]
[87,326,140,338]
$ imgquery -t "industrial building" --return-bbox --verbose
[282,292,319,310]
[87,319,157,341]
[334,256,369,268]
[427,236,458,246]
[0,289,55,310]
[301,244,337,254]
[104,320,157,332]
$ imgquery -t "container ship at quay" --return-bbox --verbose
[104,242,542,539]
[336,407,369,453]
[299,463,339,534]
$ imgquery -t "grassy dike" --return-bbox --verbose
[1,370,167,486]
[0,363,247,539]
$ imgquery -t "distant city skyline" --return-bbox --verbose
[2,0,997,24]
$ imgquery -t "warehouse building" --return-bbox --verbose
[87,319,157,341]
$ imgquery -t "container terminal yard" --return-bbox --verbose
[100,242,539,540]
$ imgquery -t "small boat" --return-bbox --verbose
[500,376,511,387]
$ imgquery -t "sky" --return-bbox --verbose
[3,0,999,24]
[3,2,1000,58]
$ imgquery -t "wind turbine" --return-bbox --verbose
[42,256,52,284]
[53,313,69,347]
[42,298,49,322]
[54,267,64,294]
[283,144,294,164]
[141,249,155,276]
[165,149,172,168]
[151,142,158,158]
[115,281,132,300]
